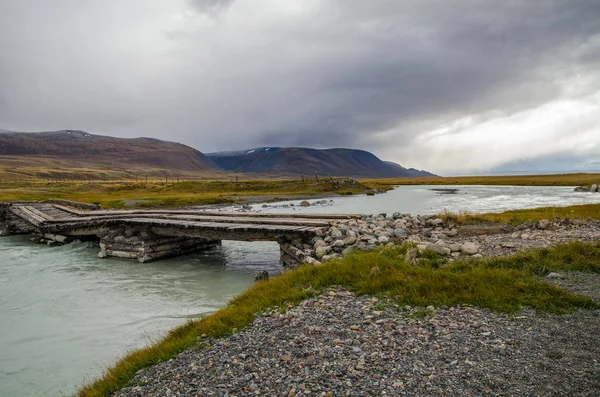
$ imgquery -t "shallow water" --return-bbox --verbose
[0,238,280,397]
[250,185,600,215]
[1,185,600,396]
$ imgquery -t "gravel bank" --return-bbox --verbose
[117,282,600,396]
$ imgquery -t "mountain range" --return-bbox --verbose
[0,130,434,179]
[206,147,433,178]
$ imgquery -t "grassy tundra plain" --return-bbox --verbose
[0,179,378,208]
[1,172,599,209]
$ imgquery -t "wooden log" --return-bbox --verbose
[10,206,44,227]
[139,239,217,254]
[99,249,140,260]
[24,206,55,221]
[42,233,71,244]
[43,199,100,211]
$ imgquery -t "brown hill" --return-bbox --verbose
[0,130,221,179]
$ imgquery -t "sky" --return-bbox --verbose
[0,0,599,175]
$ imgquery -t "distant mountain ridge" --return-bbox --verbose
[207,147,435,178]
[0,129,219,173]
[0,129,434,179]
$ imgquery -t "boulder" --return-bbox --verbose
[377,236,390,244]
[537,219,551,230]
[461,242,479,255]
[426,243,451,256]
[393,228,408,239]
[299,200,310,207]
[330,228,344,239]
[315,245,332,259]
[314,239,328,249]
[333,239,346,248]
[254,271,269,281]
[303,257,322,266]
[343,236,357,246]
[449,243,462,252]
[592,184,599,192]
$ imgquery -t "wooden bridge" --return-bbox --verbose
[0,200,360,269]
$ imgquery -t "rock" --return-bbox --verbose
[377,236,390,244]
[330,228,344,239]
[343,236,357,245]
[393,228,407,239]
[315,245,332,259]
[255,271,269,281]
[426,305,435,313]
[392,212,402,220]
[427,218,444,226]
[501,242,517,248]
[299,200,310,207]
[333,240,346,248]
[537,219,551,230]
[574,186,591,192]
[342,247,355,257]
[314,239,328,249]
[592,184,599,192]
[426,243,451,256]
[449,243,462,252]
[461,242,479,255]
[303,257,321,265]
[546,272,563,279]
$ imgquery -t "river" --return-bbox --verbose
[1,185,599,396]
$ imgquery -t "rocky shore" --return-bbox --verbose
[283,212,600,268]
[117,283,600,396]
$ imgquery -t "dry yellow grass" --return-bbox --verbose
[0,179,374,208]
[364,173,600,188]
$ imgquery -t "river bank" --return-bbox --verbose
[116,285,600,396]
[79,206,600,396]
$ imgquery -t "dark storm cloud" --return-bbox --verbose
[0,0,599,172]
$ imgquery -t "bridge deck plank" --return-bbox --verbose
[44,214,332,227]
[50,204,361,220]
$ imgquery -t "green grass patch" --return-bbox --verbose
[78,241,600,397]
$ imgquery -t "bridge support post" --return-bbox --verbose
[97,227,221,263]
[0,203,9,236]
[278,237,314,271]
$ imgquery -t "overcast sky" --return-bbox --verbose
[1,0,599,174]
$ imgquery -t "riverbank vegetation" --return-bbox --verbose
[0,179,377,209]
[365,172,600,188]
[440,203,600,225]
[78,241,600,397]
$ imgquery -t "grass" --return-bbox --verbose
[0,179,377,209]
[364,172,600,188]
[77,241,600,397]
[440,203,600,226]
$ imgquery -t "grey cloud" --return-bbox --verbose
[188,0,236,15]
[0,0,599,171]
